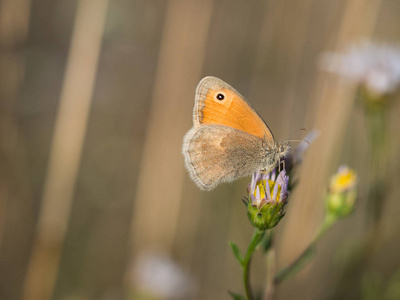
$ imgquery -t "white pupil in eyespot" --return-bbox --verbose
[216,93,224,100]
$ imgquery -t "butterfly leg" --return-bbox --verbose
[278,159,285,173]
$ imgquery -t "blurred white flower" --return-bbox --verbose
[131,252,196,299]
[320,41,400,96]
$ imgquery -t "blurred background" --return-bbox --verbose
[1,0,400,299]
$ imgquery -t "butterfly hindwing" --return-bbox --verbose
[183,124,265,190]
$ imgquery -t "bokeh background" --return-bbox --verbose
[1,0,400,299]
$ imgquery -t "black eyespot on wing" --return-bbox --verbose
[216,93,225,101]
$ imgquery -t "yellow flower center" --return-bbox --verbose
[330,167,357,193]
[253,179,281,206]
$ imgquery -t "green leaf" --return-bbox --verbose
[229,242,244,266]
[228,290,246,300]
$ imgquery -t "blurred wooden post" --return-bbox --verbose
[22,0,109,299]
[0,0,31,245]
[0,0,31,44]
[127,0,214,286]
[279,0,382,290]
[0,0,32,298]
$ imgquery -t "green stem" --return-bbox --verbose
[315,213,336,241]
[264,231,275,300]
[365,100,388,227]
[243,229,265,300]
[274,214,336,284]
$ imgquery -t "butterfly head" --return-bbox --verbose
[277,140,291,158]
[262,140,290,173]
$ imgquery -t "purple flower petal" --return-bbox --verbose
[272,182,279,201]
[250,173,257,192]
[265,180,271,200]
[271,169,276,182]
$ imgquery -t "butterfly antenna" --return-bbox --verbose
[284,128,310,145]
[287,139,310,145]
[285,128,305,140]
[279,159,286,171]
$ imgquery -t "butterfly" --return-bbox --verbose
[182,76,290,190]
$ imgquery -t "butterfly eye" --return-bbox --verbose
[216,93,225,101]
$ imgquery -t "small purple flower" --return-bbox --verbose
[245,169,290,230]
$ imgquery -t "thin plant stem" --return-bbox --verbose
[264,230,275,300]
[365,99,388,228]
[331,89,389,299]
[243,229,265,300]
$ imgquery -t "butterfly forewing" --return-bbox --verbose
[194,77,274,141]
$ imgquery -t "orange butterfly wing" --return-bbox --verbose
[193,76,274,141]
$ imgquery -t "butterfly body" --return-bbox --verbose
[183,77,289,191]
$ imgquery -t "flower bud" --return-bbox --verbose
[326,166,357,218]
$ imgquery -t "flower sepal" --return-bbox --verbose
[246,200,286,230]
